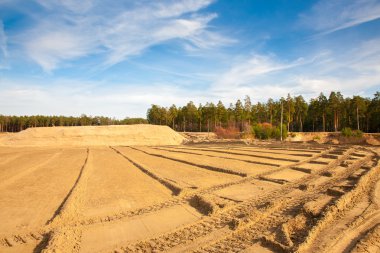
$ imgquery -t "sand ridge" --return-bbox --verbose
[0,125,186,147]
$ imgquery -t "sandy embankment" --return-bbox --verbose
[0,125,186,147]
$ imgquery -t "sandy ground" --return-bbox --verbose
[162,146,297,167]
[0,148,87,246]
[84,147,173,218]
[0,140,379,253]
[0,125,186,146]
[139,146,279,176]
[116,146,241,190]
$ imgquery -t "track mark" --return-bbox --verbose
[41,148,91,253]
[132,146,247,177]
[0,150,63,190]
[110,146,182,195]
[153,146,282,167]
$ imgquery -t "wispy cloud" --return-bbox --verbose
[0,20,8,68]
[210,38,380,102]
[299,0,380,36]
[13,0,230,72]
[213,54,307,91]
[0,78,210,117]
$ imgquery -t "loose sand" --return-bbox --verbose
[0,125,186,147]
[0,127,379,253]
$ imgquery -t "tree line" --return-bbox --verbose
[147,91,380,133]
[0,115,148,132]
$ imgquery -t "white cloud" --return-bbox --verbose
[0,78,210,118]
[299,0,380,35]
[17,0,229,71]
[35,0,94,13]
[25,29,95,72]
[210,37,380,103]
[0,20,8,68]
[212,54,306,91]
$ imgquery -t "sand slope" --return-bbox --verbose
[0,125,186,147]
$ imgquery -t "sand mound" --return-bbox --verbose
[0,125,186,147]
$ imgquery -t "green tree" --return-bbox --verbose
[294,95,308,132]
[216,100,227,127]
[328,91,344,131]
[352,95,367,131]
[235,99,244,130]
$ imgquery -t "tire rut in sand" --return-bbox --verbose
[110,146,183,195]
[131,146,248,177]
[40,148,90,253]
[112,147,372,253]
[2,144,379,253]
[191,150,375,253]
[153,146,283,167]
[0,150,63,190]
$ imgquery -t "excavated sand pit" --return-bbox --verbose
[0,126,379,253]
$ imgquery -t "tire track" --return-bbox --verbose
[171,146,301,162]
[40,148,91,253]
[2,145,376,253]
[110,146,183,195]
[0,145,338,250]
[80,146,339,228]
[191,151,374,253]
[112,147,367,253]
[0,150,63,190]
[225,147,314,157]
[131,146,247,177]
[152,147,283,167]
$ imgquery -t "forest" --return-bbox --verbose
[147,91,380,133]
[0,115,147,132]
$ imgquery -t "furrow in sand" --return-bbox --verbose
[116,146,240,190]
[113,147,369,253]
[110,146,183,195]
[131,146,247,177]
[169,146,298,165]
[153,146,283,167]
[191,152,375,252]
[41,148,90,253]
[0,148,88,251]
[147,147,278,176]
[0,150,63,190]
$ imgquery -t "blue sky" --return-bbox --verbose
[0,0,380,118]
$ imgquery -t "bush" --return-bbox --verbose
[341,127,353,137]
[214,126,240,139]
[252,123,287,140]
[341,127,363,138]
[353,129,363,138]
[252,123,272,139]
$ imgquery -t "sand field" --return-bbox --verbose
[0,126,379,252]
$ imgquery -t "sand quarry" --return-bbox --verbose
[0,125,379,253]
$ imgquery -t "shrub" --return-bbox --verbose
[341,127,363,138]
[252,123,272,139]
[214,126,240,139]
[252,123,287,140]
[341,127,353,137]
[353,129,363,138]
